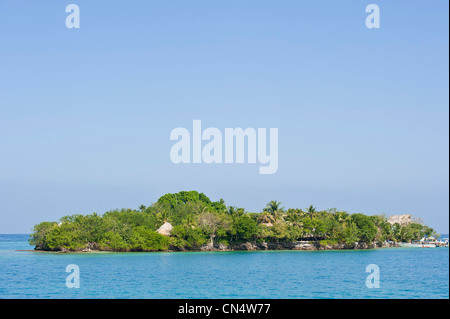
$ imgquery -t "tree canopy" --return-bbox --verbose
[29,190,434,251]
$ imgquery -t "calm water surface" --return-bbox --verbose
[0,234,448,299]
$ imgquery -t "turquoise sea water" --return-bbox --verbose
[0,234,448,299]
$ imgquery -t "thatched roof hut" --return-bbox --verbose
[157,222,173,236]
[388,214,412,226]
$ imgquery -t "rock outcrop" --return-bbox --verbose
[194,240,398,252]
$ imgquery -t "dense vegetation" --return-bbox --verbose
[29,191,437,251]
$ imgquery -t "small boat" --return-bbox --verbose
[409,236,441,248]
[401,243,435,248]
[435,238,449,247]
[400,236,448,248]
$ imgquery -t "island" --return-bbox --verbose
[29,191,438,252]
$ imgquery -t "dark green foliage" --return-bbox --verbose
[44,222,85,250]
[157,191,224,212]
[170,225,207,248]
[129,226,170,251]
[29,191,433,251]
[29,221,57,248]
[351,213,378,243]
[233,216,258,241]
[100,231,128,251]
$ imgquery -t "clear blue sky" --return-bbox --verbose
[0,1,448,233]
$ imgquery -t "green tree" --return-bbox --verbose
[44,223,85,250]
[129,226,170,251]
[344,221,360,244]
[307,205,317,220]
[198,212,230,247]
[351,213,377,243]
[28,221,57,248]
[100,231,128,251]
[263,200,285,222]
[234,216,258,241]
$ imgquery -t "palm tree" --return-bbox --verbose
[257,212,275,225]
[190,202,209,215]
[138,205,146,212]
[182,214,196,229]
[334,211,350,224]
[227,206,245,220]
[156,210,172,225]
[285,209,303,227]
[307,205,316,221]
[263,200,285,222]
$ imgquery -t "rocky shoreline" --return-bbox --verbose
[32,240,399,253]
[181,240,399,252]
